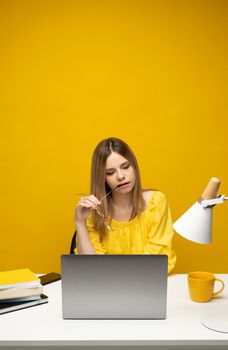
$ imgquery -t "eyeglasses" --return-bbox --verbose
[95,206,113,231]
[77,186,118,231]
[94,188,114,231]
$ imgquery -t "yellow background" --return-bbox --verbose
[0,0,227,274]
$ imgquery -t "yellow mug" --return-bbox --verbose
[188,271,225,303]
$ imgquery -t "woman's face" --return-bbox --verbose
[105,152,136,193]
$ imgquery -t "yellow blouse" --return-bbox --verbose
[75,191,176,274]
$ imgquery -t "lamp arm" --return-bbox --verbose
[201,194,228,208]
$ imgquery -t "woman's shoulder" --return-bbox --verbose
[142,190,153,207]
[142,189,167,209]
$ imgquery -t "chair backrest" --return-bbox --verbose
[70,231,77,254]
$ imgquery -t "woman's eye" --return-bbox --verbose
[123,164,129,169]
[106,164,129,176]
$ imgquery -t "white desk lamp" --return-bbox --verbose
[173,177,228,333]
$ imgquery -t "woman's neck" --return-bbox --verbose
[110,192,133,210]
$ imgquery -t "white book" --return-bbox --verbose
[0,286,43,300]
[1,294,42,303]
[0,280,41,290]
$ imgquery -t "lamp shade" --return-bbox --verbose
[173,177,221,244]
[173,202,212,244]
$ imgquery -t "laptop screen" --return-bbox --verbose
[61,254,168,319]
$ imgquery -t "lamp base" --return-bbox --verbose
[202,314,228,333]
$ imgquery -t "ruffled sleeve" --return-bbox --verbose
[74,215,106,255]
[143,191,176,274]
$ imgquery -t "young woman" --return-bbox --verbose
[74,137,176,273]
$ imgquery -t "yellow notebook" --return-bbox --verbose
[0,268,40,290]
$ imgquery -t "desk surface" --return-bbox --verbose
[1,274,228,348]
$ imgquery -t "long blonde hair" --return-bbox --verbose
[90,137,146,236]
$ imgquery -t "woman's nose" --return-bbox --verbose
[116,169,125,180]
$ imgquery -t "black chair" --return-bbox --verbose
[70,231,77,254]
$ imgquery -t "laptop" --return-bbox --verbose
[61,254,168,319]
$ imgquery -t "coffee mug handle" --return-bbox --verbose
[212,278,225,298]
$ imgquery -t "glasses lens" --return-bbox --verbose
[96,207,104,217]
[96,207,115,232]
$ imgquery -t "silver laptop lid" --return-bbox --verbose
[61,255,168,319]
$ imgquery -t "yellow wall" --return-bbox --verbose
[1,0,227,274]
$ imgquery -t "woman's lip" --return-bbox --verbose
[117,182,130,187]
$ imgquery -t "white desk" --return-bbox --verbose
[1,274,228,349]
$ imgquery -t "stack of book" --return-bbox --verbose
[0,268,48,314]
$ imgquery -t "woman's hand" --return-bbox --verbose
[75,195,101,225]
